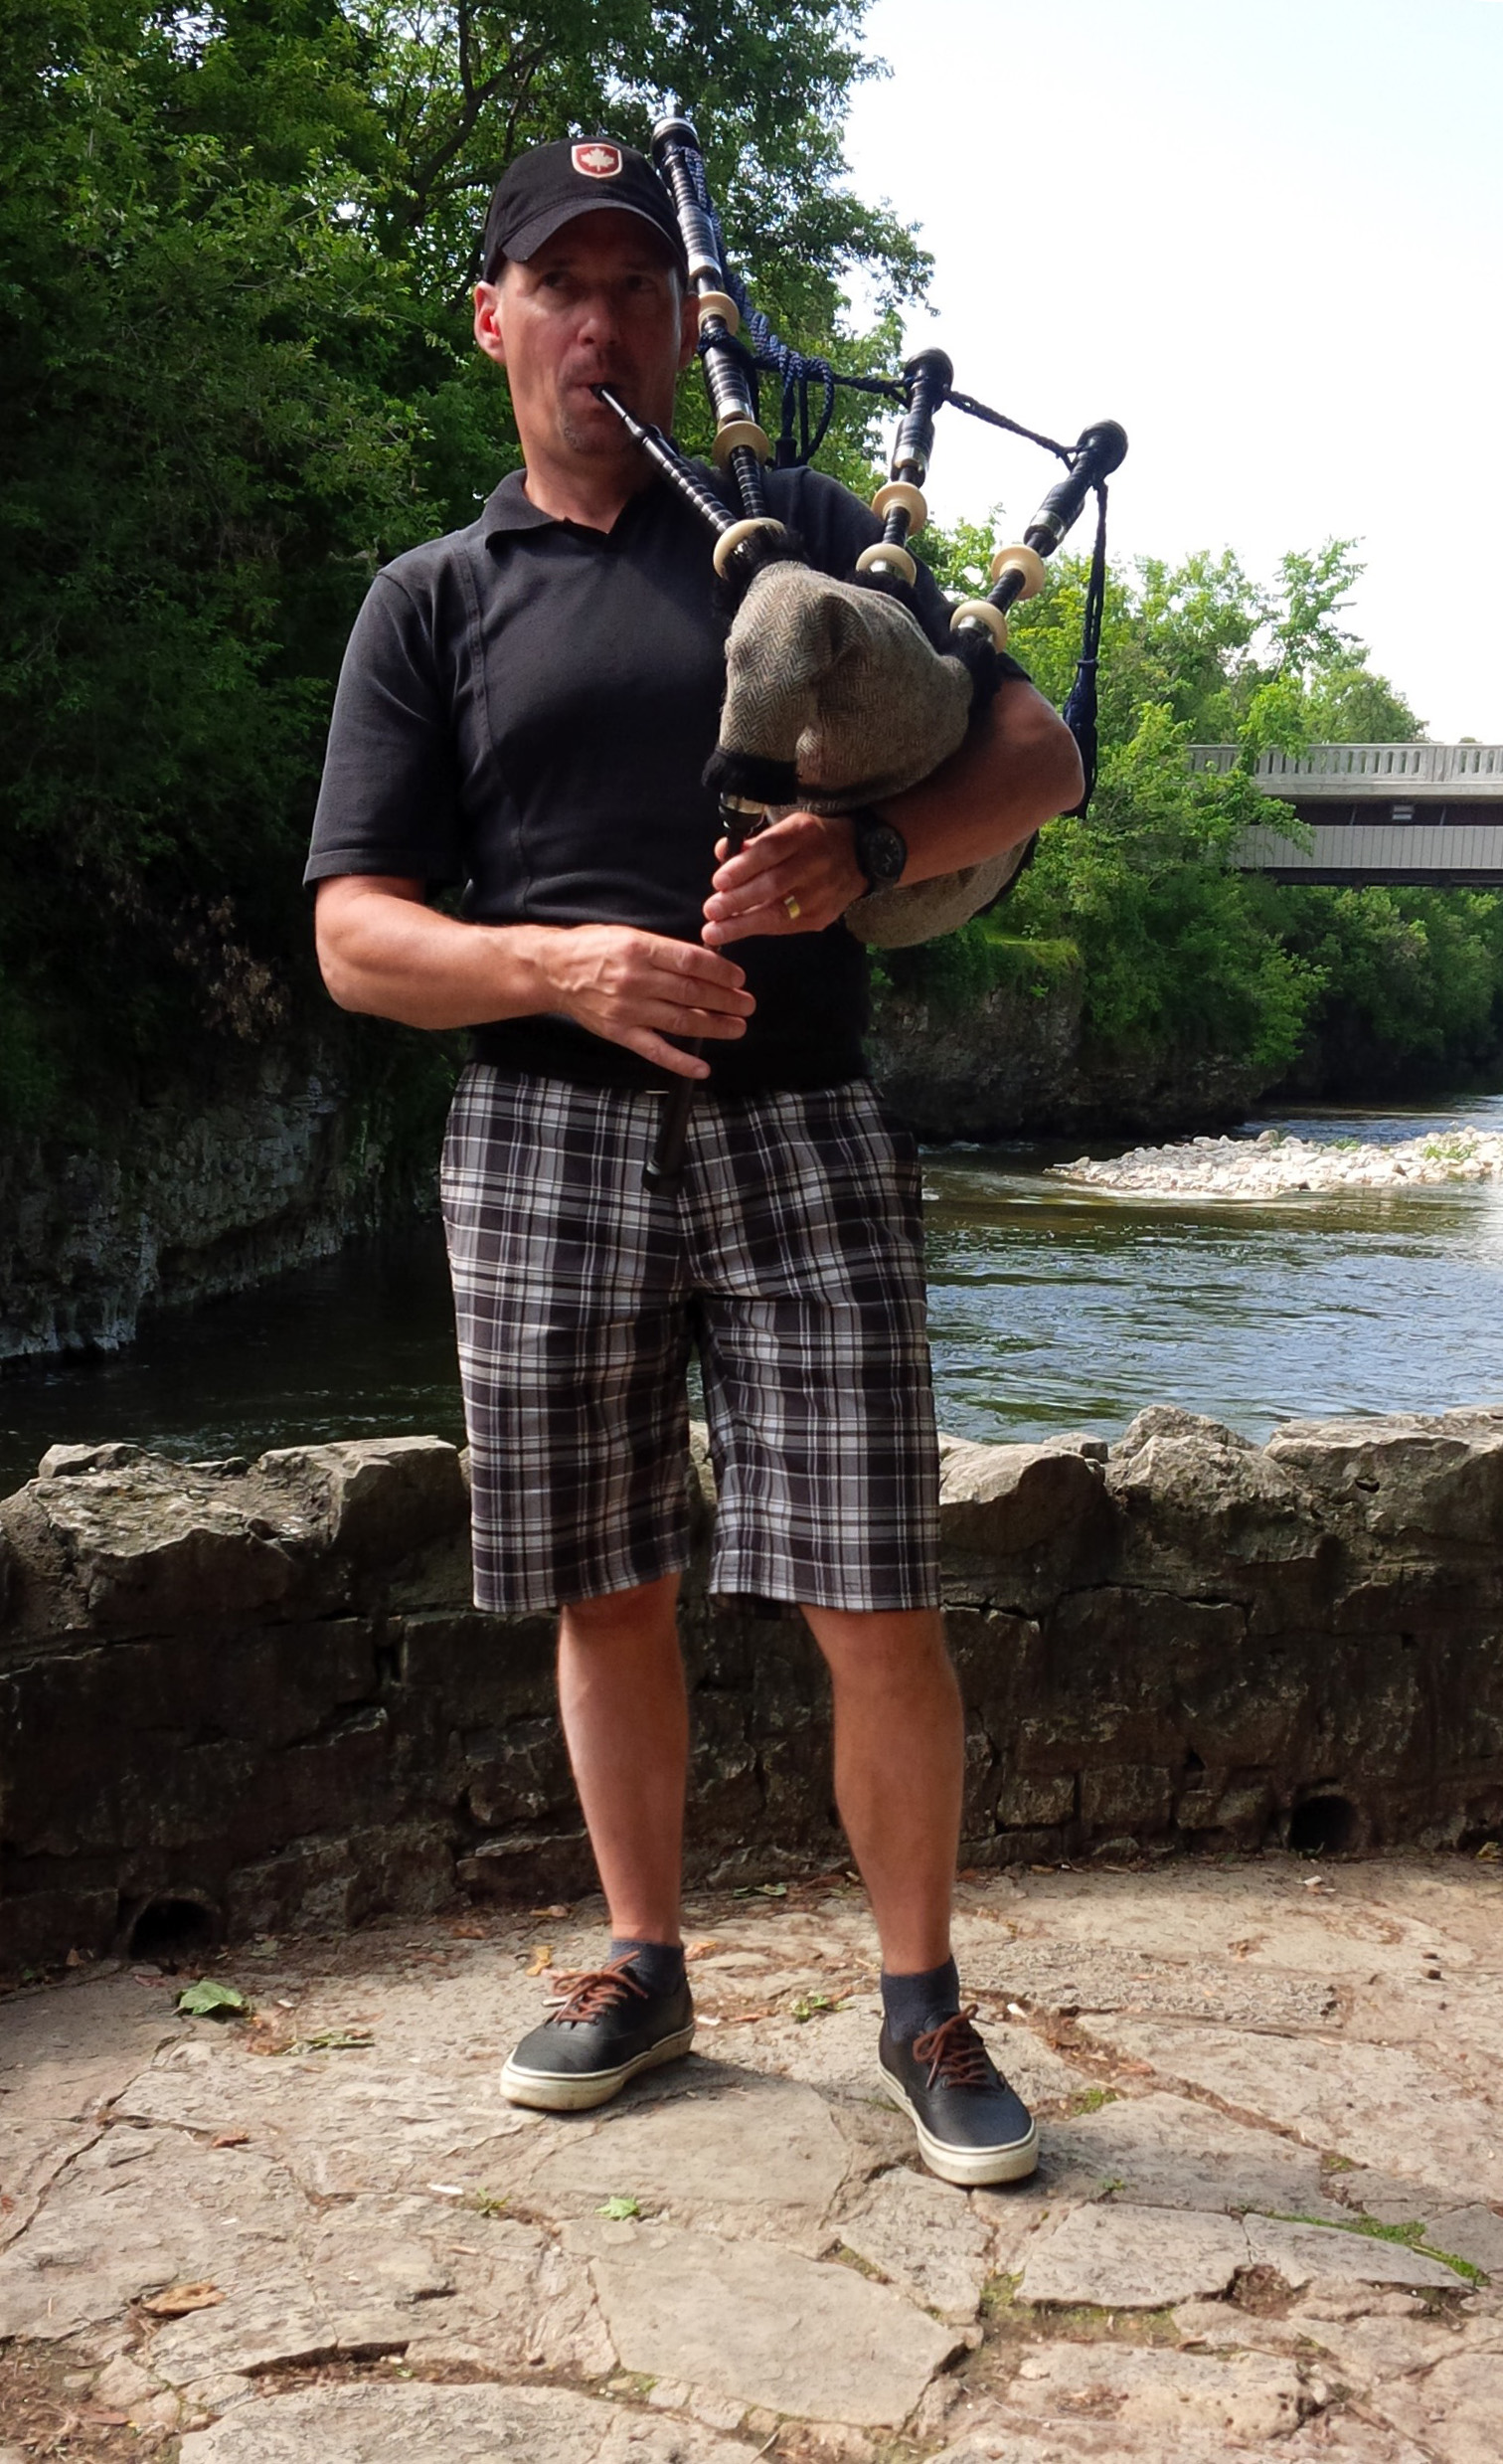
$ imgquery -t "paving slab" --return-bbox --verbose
[835,2163,995,2319]
[1089,2013,1503,2203]
[1005,2340,1305,2440]
[1245,2212,1468,2290]
[966,1936,1338,2029]
[178,2380,760,2460]
[569,2214,960,2425]
[1016,2200,1251,2307]
[1040,2087,1342,2215]
[519,2073,848,2235]
[0,1976,183,2247]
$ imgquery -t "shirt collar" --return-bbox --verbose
[480,469,558,537]
[480,464,700,542]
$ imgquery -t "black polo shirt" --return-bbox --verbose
[306,461,996,1090]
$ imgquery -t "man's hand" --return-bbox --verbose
[702,811,865,948]
[313,878,751,1077]
[538,924,753,1077]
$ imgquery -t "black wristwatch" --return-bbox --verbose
[849,805,908,893]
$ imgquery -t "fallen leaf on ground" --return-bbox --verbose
[531,1904,571,1919]
[142,2282,225,2317]
[211,2130,250,2148]
[792,1992,843,2024]
[177,1980,249,2019]
[448,1922,487,1937]
[685,1940,720,1961]
[526,1945,553,1977]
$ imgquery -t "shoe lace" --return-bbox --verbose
[912,2004,994,2090]
[544,1955,651,2026]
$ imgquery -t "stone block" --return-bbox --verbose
[939,1438,1107,1565]
[256,1437,468,1568]
[1108,1406,1325,1572]
[0,1881,118,1969]
[2,1459,323,1639]
[1266,1412,1503,1548]
[398,1611,555,1716]
[2,1622,382,1858]
[457,1827,598,1903]
[460,1714,574,1830]
[995,1772,1077,1830]
[1080,1764,1177,1834]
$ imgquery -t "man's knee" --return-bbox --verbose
[802,1604,952,1685]
[560,1571,682,1649]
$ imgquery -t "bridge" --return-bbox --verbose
[1189,743,1503,884]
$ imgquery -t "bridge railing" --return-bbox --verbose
[1190,743,1503,789]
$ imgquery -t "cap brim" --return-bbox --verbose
[500,197,686,271]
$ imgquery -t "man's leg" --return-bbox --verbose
[799,1604,960,1973]
[501,1571,695,2110]
[557,1571,688,1944]
[802,1600,1038,2187]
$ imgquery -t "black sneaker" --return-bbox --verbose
[500,1956,695,2112]
[878,2004,1039,2186]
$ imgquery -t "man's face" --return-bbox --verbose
[474,211,697,477]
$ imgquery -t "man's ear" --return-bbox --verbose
[474,280,508,370]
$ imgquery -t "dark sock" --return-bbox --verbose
[609,1936,686,1998]
[882,1955,960,2043]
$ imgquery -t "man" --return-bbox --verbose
[308,138,1083,2187]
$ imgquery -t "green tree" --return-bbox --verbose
[899,527,1436,1082]
[0,0,923,1129]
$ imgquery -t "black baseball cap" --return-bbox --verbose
[480,138,688,282]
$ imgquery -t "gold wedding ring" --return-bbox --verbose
[783,892,802,921]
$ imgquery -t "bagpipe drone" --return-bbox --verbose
[598,116,1126,1190]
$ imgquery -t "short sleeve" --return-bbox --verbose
[304,574,465,888]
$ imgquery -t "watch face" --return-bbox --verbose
[859,819,908,886]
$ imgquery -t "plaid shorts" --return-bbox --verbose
[440,1065,940,1614]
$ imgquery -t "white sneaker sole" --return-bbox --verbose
[877,2059,1040,2186]
[500,2023,697,2113]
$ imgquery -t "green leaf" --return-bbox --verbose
[596,2195,641,2221]
[176,1980,249,2018]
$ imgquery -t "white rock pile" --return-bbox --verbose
[1049,1123,1503,1200]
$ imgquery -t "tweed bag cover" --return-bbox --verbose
[718,561,1030,948]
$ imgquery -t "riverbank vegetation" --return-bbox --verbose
[896,527,1503,1097]
[4,0,1500,1157]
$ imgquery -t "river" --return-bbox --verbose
[5,1091,1503,1496]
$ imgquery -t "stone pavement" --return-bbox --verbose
[2,1851,1502,2463]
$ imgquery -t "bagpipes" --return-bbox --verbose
[599,116,1126,1191]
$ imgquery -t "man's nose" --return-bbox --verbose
[576,285,625,345]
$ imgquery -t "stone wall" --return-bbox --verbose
[4,1406,1502,1971]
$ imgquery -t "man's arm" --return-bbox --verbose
[314,876,753,1079]
[702,675,1082,949]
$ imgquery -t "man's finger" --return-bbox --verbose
[625,1031,712,1078]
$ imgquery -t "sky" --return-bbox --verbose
[841,0,1502,740]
